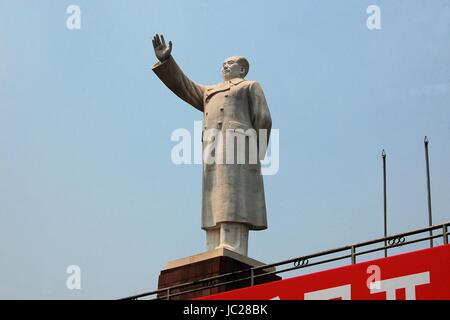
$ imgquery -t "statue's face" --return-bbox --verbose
[221,57,245,81]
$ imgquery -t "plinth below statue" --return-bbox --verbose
[157,248,281,300]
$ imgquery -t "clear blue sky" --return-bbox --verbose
[0,0,449,299]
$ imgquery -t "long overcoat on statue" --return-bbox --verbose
[153,56,272,231]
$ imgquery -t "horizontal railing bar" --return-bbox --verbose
[352,223,448,248]
[355,234,444,257]
[246,222,450,273]
[262,254,354,278]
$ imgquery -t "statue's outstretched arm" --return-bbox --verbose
[152,34,205,112]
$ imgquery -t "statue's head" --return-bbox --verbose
[221,56,249,81]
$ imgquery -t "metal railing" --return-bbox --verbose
[120,221,449,300]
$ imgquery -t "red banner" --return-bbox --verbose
[199,244,450,300]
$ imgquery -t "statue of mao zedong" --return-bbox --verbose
[152,34,272,256]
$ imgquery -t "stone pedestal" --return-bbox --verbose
[157,248,282,300]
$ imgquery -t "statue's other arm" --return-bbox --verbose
[249,81,272,159]
[151,34,205,112]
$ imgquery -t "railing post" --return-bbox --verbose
[382,149,388,258]
[166,288,171,300]
[424,137,433,248]
[250,269,255,286]
[351,246,356,264]
[444,224,448,245]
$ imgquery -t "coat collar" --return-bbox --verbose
[228,78,245,86]
[205,78,246,99]
[206,82,229,97]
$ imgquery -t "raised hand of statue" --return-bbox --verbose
[152,34,172,62]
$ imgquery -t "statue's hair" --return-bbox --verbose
[235,56,250,77]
